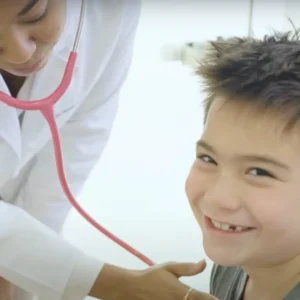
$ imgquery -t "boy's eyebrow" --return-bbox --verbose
[196,140,290,171]
[18,0,40,16]
[239,155,290,171]
[196,140,215,153]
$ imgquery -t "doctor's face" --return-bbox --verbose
[0,0,66,76]
[185,96,300,269]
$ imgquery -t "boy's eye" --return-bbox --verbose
[197,154,217,165]
[249,168,274,178]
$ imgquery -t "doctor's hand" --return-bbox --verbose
[89,260,216,300]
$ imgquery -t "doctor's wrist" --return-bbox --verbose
[89,263,131,300]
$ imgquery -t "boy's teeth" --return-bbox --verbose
[211,219,249,232]
[235,226,244,232]
[221,223,230,231]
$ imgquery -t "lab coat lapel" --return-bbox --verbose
[0,77,22,185]
[0,77,22,157]
[20,54,80,167]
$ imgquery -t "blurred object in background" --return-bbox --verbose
[161,37,226,68]
[161,41,208,67]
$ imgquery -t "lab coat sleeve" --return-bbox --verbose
[4,2,141,300]
[0,201,101,300]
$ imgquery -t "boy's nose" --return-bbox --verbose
[203,176,241,211]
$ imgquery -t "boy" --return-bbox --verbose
[185,30,300,300]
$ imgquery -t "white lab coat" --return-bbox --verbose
[0,0,140,299]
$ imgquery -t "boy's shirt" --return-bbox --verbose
[210,264,300,300]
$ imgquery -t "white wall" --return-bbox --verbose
[251,0,286,37]
[283,0,300,30]
[62,0,290,295]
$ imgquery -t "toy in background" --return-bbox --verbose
[160,0,255,68]
[161,37,223,68]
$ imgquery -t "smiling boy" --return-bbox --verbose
[185,31,300,300]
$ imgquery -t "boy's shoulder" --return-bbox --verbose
[209,264,300,300]
[209,264,247,300]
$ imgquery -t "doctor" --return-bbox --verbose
[0,1,211,300]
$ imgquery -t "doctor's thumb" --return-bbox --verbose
[164,260,207,278]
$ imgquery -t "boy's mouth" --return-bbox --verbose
[206,216,255,233]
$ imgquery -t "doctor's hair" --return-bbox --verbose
[196,26,300,130]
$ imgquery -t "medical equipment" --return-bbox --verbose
[0,0,154,267]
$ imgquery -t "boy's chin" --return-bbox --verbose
[207,256,242,267]
[203,243,247,267]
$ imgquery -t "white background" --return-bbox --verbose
[62,0,294,293]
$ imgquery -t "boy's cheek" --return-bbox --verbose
[185,164,206,200]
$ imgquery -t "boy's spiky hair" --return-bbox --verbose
[197,27,300,129]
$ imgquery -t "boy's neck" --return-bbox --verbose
[242,256,300,300]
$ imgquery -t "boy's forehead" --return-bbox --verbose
[202,95,300,157]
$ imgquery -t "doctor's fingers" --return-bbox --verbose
[161,260,207,278]
[189,290,219,300]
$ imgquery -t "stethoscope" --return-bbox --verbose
[0,0,154,267]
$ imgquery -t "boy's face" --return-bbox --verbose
[186,95,300,268]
